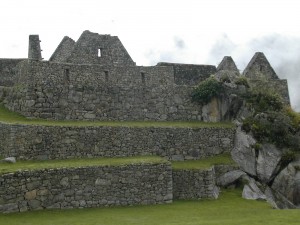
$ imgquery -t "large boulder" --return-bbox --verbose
[256,144,282,183]
[272,160,300,206]
[0,157,16,164]
[231,127,257,176]
[216,170,246,187]
[242,178,266,200]
[265,186,297,209]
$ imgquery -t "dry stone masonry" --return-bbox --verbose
[0,30,290,121]
[0,162,173,213]
[0,123,234,160]
[0,30,297,212]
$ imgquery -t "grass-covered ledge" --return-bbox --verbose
[0,156,167,174]
[172,153,236,170]
[0,104,234,128]
[0,189,299,225]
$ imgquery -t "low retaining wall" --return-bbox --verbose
[172,167,219,199]
[0,162,173,213]
[0,123,235,160]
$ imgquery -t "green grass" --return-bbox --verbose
[0,189,299,225]
[0,156,166,174]
[0,154,236,174]
[172,153,237,170]
[0,104,234,128]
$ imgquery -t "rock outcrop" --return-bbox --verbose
[231,127,257,176]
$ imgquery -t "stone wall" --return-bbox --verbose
[0,59,25,86]
[4,60,213,121]
[0,122,235,160]
[49,36,76,62]
[172,167,218,199]
[249,79,290,104]
[65,30,135,66]
[157,62,216,85]
[0,162,172,213]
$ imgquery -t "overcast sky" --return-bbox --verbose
[1,0,300,111]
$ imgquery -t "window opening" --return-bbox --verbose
[98,49,102,57]
[65,69,70,82]
[141,72,145,85]
[105,71,109,82]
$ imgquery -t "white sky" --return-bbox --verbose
[1,0,300,110]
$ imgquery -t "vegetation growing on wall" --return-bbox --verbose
[191,76,224,104]
[192,74,299,164]
[241,81,300,163]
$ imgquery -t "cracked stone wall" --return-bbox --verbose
[0,59,25,86]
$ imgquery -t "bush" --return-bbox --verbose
[281,150,297,167]
[285,106,300,129]
[192,76,223,104]
[244,90,284,112]
[235,76,249,88]
[220,74,231,83]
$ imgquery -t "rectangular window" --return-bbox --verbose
[141,72,145,85]
[105,71,109,82]
[98,49,102,57]
[64,69,70,82]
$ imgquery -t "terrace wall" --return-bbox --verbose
[0,123,235,160]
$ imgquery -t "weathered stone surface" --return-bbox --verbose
[0,203,19,213]
[217,170,246,187]
[0,123,235,160]
[231,127,257,176]
[256,144,282,183]
[264,186,279,209]
[0,163,173,213]
[272,160,300,205]
[265,186,297,209]
[172,168,219,200]
[202,97,220,122]
[25,190,37,200]
[0,157,16,164]
[242,179,266,200]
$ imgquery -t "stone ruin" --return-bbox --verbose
[0,30,298,213]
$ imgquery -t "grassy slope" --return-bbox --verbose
[0,189,299,225]
[0,104,234,128]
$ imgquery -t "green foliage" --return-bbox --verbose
[281,150,297,167]
[192,76,224,104]
[242,112,295,148]
[235,76,249,88]
[252,143,262,151]
[285,106,300,129]
[220,74,231,83]
[244,90,284,112]
[1,189,300,225]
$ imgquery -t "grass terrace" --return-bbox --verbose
[0,154,237,175]
[172,153,237,170]
[0,104,234,128]
[0,156,167,174]
[0,189,299,225]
